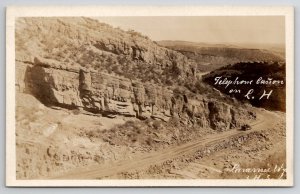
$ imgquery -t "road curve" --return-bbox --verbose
[51,110,277,180]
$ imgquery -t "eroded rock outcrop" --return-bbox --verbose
[17,57,254,131]
[15,17,255,131]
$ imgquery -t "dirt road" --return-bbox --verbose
[52,109,278,179]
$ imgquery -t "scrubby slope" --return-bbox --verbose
[16,17,197,85]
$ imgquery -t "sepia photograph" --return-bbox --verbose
[6,6,294,187]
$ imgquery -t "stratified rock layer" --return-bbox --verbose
[17,57,254,131]
[15,17,255,131]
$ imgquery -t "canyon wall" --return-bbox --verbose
[15,17,255,131]
[16,57,254,131]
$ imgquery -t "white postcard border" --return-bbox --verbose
[6,6,294,187]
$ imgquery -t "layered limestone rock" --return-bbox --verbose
[20,58,175,122]
[15,17,256,131]
[17,57,253,131]
[208,101,232,131]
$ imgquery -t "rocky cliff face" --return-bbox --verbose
[15,17,255,131]
[17,56,254,131]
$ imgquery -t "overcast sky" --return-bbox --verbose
[96,16,285,46]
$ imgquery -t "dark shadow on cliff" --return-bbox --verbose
[24,65,60,107]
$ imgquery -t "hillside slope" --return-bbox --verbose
[158,40,285,72]
[16,17,197,86]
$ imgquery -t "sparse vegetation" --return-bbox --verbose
[15,17,287,181]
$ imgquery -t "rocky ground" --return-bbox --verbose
[16,91,217,179]
[16,92,286,180]
[16,92,137,179]
[109,113,286,180]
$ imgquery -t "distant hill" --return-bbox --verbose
[158,40,285,72]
